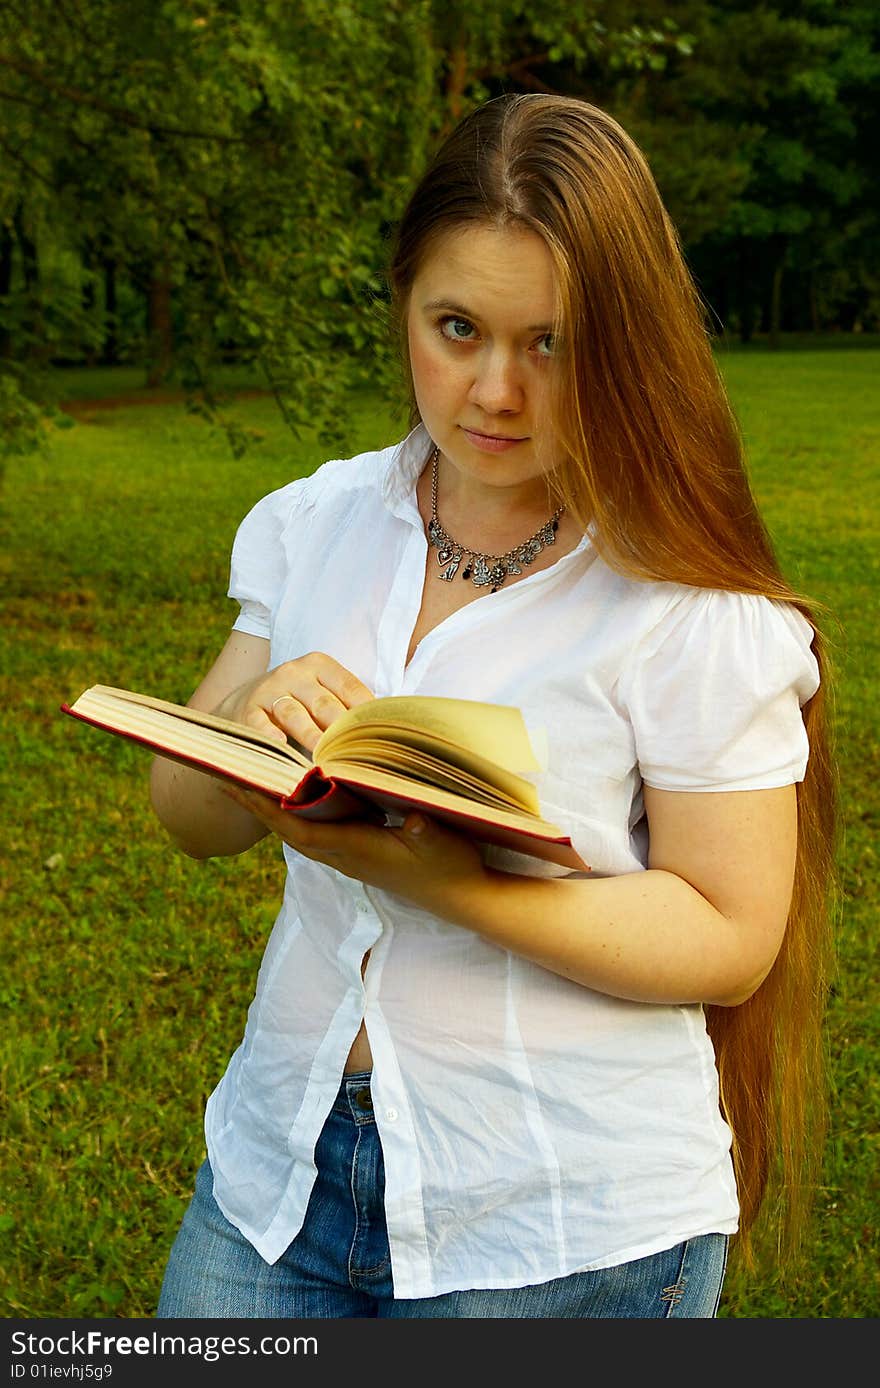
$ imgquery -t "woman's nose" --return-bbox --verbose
[467,350,524,415]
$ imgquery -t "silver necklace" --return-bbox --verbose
[426,445,565,593]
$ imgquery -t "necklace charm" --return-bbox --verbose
[426,446,564,593]
[438,551,462,581]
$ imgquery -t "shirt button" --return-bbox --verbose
[385,1107,399,1122]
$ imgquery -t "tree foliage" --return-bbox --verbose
[1,0,444,450]
[0,0,877,456]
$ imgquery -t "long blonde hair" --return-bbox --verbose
[388,93,840,1270]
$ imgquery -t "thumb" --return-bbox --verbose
[404,813,430,838]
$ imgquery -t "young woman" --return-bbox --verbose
[151,93,837,1318]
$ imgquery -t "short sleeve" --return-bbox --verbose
[621,590,821,792]
[226,480,305,639]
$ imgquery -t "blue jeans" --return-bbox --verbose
[158,1071,728,1318]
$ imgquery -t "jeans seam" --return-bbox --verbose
[660,1239,690,1318]
[710,1236,729,1317]
[348,1123,390,1281]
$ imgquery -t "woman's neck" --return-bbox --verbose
[420,457,563,556]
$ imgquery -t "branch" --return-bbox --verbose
[471,51,558,88]
[0,52,262,145]
[0,84,46,109]
[506,71,562,95]
[445,42,468,122]
[0,134,56,189]
[462,49,562,98]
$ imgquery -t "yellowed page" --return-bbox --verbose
[315,695,541,774]
[320,760,562,837]
[319,737,539,813]
[80,686,312,765]
[70,689,303,795]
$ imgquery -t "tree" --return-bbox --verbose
[495,0,880,341]
[1,1,876,459]
[0,0,440,451]
[586,1,880,341]
[1,1,682,451]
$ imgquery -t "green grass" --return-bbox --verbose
[1,351,878,1318]
[48,362,268,402]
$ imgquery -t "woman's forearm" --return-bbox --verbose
[147,631,278,859]
[147,639,380,861]
[149,755,269,859]
[432,866,775,1007]
[210,770,792,1007]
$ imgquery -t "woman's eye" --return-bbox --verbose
[535,333,556,358]
[439,317,476,342]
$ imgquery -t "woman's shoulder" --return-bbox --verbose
[610,576,820,713]
[234,437,406,537]
[226,438,408,628]
[301,438,404,503]
[596,563,815,653]
[639,582,814,654]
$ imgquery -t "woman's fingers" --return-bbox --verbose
[238,702,290,745]
[261,655,376,751]
[293,654,375,711]
[266,692,326,752]
[216,654,375,754]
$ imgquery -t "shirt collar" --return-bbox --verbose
[381,422,435,520]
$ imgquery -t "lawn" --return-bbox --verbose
[1,351,877,1318]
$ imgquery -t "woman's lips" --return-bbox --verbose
[460,427,527,454]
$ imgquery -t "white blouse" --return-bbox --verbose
[204,423,820,1298]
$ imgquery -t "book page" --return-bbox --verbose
[80,686,312,766]
[68,690,307,796]
[315,695,542,774]
[319,737,539,813]
[318,760,561,837]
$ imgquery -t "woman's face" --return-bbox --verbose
[406,222,560,495]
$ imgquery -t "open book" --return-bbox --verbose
[61,686,587,870]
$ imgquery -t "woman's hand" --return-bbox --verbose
[151,637,376,860]
[216,653,490,913]
[214,651,375,752]
[223,787,489,912]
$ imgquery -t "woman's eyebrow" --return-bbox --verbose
[421,297,473,316]
[421,297,552,333]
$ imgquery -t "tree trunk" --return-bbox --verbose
[0,222,13,358]
[146,262,173,387]
[444,41,468,131]
[710,266,729,338]
[14,202,42,359]
[81,247,98,367]
[102,259,119,366]
[809,269,820,332]
[769,256,784,350]
[737,240,756,344]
